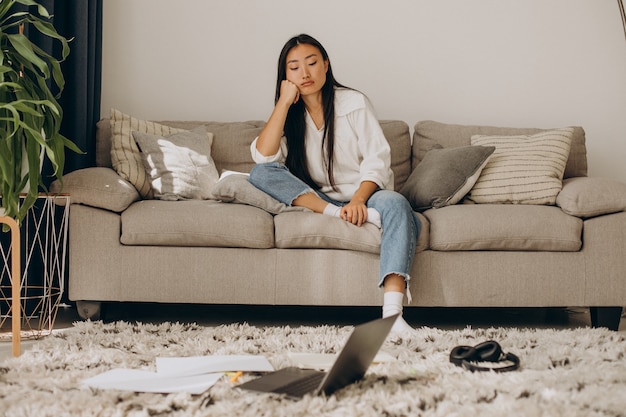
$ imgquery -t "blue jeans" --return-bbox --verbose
[249,162,421,289]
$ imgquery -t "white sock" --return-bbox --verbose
[323,203,341,217]
[383,292,416,335]
[383,291,404,318]
[366,208,382,228]
[323,204,381,228]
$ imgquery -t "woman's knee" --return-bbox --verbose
[371,190,411,212]
[250,162,278,177]
[372,191,420,229]
[249,162,282,186]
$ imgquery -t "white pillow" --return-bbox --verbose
[132,127,219,201]
[109,108,187,198]
[469,128,574,205]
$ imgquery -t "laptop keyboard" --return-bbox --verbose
[275,372,326,397]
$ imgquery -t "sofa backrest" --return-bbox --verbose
[412,120,588,179]
[158,120,267,175]
[95,118,413,192]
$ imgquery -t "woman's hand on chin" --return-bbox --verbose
[279,80,300,105]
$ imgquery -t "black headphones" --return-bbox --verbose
[449,340,520,372]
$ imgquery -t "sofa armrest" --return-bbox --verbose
[556,177,626,218]
[50,167,140,212]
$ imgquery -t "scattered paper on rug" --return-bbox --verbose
[1,320,625,417]
[81,355,273,394]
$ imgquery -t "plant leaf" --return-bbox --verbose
[7,34,50,78]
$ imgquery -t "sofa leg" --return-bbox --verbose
[76,300,103,321]
[589,306,623,330]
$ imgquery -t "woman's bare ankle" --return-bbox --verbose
[293,193,328,213]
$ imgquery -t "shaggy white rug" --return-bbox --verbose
[1,320,625,417]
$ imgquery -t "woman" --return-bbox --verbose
[249,34,421,334]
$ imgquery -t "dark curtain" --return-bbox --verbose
[26,0,103,180]
[10,1,103,308]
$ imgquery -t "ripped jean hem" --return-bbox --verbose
[379,273,412,303]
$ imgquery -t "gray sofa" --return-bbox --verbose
[53,117,626,329]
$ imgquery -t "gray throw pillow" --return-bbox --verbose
[50,167,140,212]
[211,172,307,215]
[400,145,495,211]
[556,177,626,218]
[133,127,219,201]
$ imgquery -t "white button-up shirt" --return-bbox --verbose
[250,88,393,202]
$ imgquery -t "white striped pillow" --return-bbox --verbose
[469,128,574,205]
[110,108,186,199]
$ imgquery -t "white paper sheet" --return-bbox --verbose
[156,355,274,376]
[81,368,223,395]
[81,354,274,394]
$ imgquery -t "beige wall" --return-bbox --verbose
[102,0,626,181]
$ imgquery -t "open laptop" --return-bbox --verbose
[237,314,398,398]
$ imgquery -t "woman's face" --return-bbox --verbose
[285,43,329,97]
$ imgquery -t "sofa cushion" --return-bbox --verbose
[379,120,412,191]
[424,204,582,251]
[50,167,140,212]
[399,145,495,211]
[469,128,573,205]
[274,211,429,253]
[133,127,219,201]
[557,177,626,218]
[120,200,275,248]
[96,118,113,168]
[412,121,587,179]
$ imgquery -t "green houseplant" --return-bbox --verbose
[0,0,80,226]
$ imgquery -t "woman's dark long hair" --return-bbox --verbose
[276,34,348,190]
